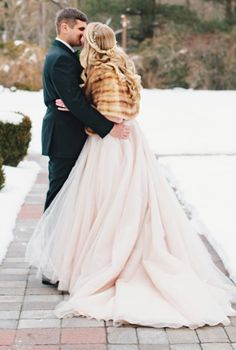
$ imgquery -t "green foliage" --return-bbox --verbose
[126,0,156,38]
[0,113,32,167]
[81,0,156,40]
[129,3,236,89]
[204,0,236,20]
[1,1,235,90]
[0,41,45,91]
[137,47,190,89]
[156,5,199,26]
[0,156,5,190]
[166,59,190,89]
[134,17,236,90]
[201,52,225,89]
[2,41,27,59]
[193,19,233,33]
[82,0,127,24]
[156,4,236,33]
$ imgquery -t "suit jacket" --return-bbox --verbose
[41,40,114,158]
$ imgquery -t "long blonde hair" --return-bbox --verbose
[80,22,141,102]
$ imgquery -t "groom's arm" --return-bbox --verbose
[51,55,113,138]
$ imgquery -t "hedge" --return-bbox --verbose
[0,156,5,190]
[0,41,45,91]
[0,113,32,167]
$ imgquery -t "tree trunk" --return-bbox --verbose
[140,0,155,39]
[2,0,10,42]
[226,0,232,19]
[39,1,47,48]
[186,0,191,8]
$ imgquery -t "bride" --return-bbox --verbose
[26,22,236,328]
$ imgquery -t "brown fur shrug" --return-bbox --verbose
[84,64,140,135]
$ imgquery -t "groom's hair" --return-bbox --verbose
[55,7,88,34]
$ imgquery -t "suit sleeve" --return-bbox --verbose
[50,55,114,138]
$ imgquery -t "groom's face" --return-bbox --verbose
[66,20,87,47]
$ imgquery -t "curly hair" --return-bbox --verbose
[80,22,141,103]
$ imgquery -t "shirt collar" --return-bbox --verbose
[55,37,75,53]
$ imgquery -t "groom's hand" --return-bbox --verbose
[110,123,130,139]
[55,99,69,111]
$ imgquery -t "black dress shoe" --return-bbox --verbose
[42,275,59,287]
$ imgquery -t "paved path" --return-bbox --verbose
[0,155,236,350]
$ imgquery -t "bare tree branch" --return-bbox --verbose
[47,0,63,8]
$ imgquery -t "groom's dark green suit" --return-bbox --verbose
[42,40,114,209]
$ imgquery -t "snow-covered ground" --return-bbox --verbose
[138,89,236,155]
[0,86,45,154]
[0,161,40,261]
[0,107,41,263]
[160,155,236,282]
[0,87,236,282]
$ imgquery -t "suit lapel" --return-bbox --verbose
[52,40,79,61]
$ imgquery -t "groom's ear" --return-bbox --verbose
[60,22,69,34]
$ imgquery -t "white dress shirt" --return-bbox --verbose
[55,37,75,52]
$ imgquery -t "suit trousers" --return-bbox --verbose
[44,156,77,211]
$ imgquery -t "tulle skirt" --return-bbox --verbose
[25,120,236,328]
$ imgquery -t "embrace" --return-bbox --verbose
[25,7,236,328]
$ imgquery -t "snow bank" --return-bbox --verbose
[0,111,23,124]
[138,89,236,155]
[0,161,40,263]
[159,155,236,283]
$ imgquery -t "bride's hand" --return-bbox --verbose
[55,99,69,111]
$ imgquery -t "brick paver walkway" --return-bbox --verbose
[0,155,236,349]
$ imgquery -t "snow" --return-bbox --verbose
[14,40,24,46]
[138,89,236,155]
[0,87,45,154]
[0,86,236,282]
[1,64,10,73]
[28,53,38,63]
[160,155,236,282]
[0,111,23,124]
[138,89,236,281]
[0,161,40,263]
[0,87,42,263]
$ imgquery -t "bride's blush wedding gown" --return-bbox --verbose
[26,119,236,328]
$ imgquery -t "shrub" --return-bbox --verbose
[193,19,232,33]
[0,41,45,91]
[132,21,236,89]
[0,113,32,167]
[156,4,236,34]
[166,59,190,89]
[156,4,199,27]
[0,156,5,190]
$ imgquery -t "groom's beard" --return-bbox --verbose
[68,36,83,48]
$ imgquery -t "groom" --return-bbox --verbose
[42,7,130,211]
